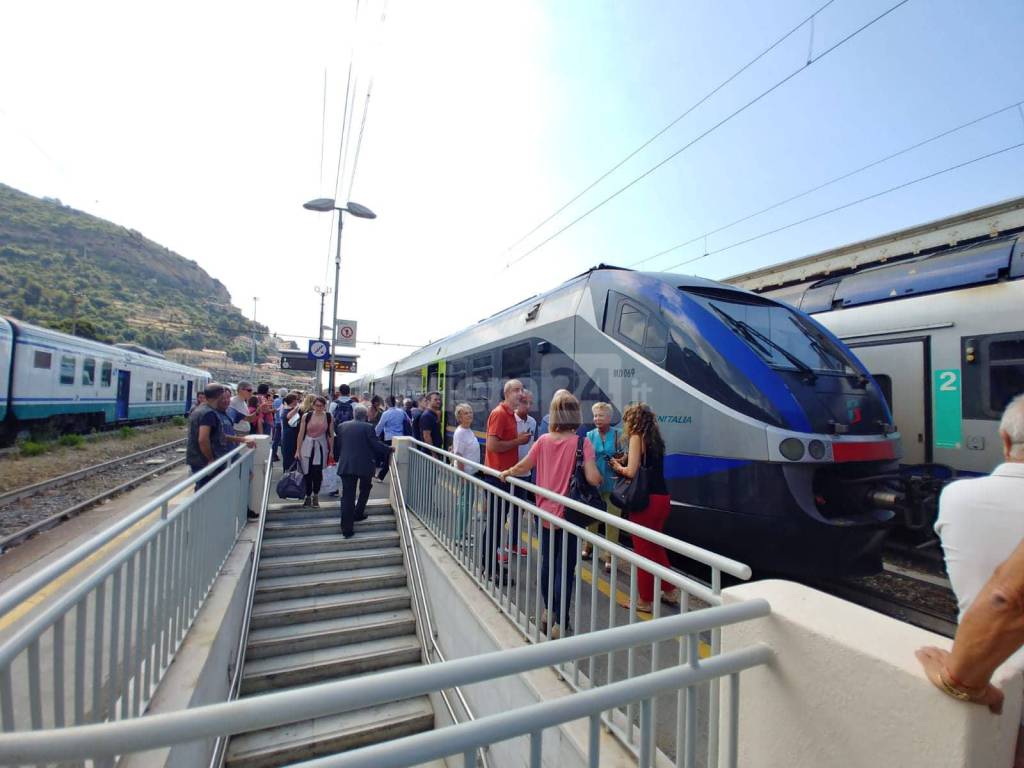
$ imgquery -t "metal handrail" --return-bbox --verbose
[0,601,772,763]
[388,453,489,768]
[207,446,274,768]
[404,436,752,581]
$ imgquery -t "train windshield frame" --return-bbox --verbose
[682,287,858,375]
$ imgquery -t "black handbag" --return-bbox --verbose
[565,436,606,527]
[611,449,650,512]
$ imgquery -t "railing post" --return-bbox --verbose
[247,435,271,516]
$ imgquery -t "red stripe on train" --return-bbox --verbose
[832,441,896,462]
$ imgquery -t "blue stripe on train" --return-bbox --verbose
[664,454,751,479]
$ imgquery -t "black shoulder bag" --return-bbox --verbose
[611,446,651,513]
[565,435,606,527]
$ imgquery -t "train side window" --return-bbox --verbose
[873,374,893,412]
[33,351,52,369]
[618,302,647,347]
[988,337,1024,416]
[643,318,668,364]
[60,356,76,385]
[164,383,171,401]
[448,359,466,400]
[501,342,532,381]
[82,358,96,386]
[146,382,154,401]
[101,361,112,387]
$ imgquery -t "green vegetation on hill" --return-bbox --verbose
[0,183,273,362]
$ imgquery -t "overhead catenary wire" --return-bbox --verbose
[503,0,914,271]
[503,0,837,257]
[346,1,389,200]
[628,98,1024,269]
[658,140,1024,273]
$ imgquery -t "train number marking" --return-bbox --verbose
[937,370,958,392]
[612,368,636,378]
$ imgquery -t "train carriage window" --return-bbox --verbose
[963,332,1024,419]
[101,361,113,387]
[146,382,153,401]
[33,351,52,369]
[501,342,532,381]
[164,383,171,401]
[60,356,75,385]
[82,358,95,386]
[618,303,647,347]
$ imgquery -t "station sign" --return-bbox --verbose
[280,353,317,372]
[336,319,357,347]
[325,357,358,373]
[307,339,331,360]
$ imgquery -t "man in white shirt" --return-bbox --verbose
[504,389,536,560]
[935,393,1024,669]
[227,381,263,435]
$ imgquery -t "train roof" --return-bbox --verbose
[5,316,210,378]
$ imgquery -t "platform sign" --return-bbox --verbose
[933,368,962,449]
[325,357,358,373]
[280,354,317,372]
[336,320,357,347]
[307,339,331,360]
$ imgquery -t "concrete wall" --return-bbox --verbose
[719,580,1023,768]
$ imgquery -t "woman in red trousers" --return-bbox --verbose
[609,403,680,613]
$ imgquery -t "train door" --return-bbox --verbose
[116,370,131,420]
[848,338,929,464]
[421,361,447,445]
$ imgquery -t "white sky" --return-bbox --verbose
[2,0,1022,383]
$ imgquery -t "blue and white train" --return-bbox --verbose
[353,266,903,578]
[0,316,210,442]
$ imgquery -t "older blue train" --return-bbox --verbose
[0,316,210,443]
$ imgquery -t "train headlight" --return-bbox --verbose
[807,439,827,460]
[779,438,805,461]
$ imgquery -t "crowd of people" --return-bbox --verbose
[185,375,1024,748]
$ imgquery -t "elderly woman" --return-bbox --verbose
[583,402,622,570]
[335,403,392,538]
[501,390,601,639]
[294,395,334,507]
[451,402,479,541]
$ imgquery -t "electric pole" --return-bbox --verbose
[249,297,259,380]
[314,286,331,396]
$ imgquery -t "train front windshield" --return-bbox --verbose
[683,287,858,375]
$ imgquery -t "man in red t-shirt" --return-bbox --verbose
[483,379,531,575]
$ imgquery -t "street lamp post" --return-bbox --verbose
[249,296,259,380]
[302,198,376,396]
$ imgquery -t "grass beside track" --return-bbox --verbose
[0,424,187,493]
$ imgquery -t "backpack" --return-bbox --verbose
[333,398,354,424]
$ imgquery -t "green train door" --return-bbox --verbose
[421,360,447,447]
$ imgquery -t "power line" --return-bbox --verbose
[503,0,837,256]
[628,98,1024,269]
[659,140,1024,272]
[347,0,389,199]
[503,0,913,271]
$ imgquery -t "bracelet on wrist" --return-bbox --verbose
[939,665,986,701]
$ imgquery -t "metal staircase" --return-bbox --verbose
[225,498,434,768]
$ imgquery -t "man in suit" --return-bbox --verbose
[335,403,392,537]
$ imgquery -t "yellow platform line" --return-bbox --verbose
[0,487,193,632]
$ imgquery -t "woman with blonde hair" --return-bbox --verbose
[500,389,601,638]
[609,402,680,613]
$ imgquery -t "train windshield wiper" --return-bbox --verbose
[787,315,850,373]
[709,303,817,382]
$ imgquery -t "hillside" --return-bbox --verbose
[0,183,273,362]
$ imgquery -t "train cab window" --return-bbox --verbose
[146,382,154,401]
[82,358,95,386]
[642,318,668,364]
[101,361,113,387]
[618,303,647,347]
[60,356,76,385]
[33,351,52,369]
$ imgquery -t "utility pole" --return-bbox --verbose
[249,296,259,381]
[314,286,331,396]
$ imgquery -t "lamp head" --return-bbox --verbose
[344,201,377,219]
[303,197,337,212]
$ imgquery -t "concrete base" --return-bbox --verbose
[408,516,635,768]
[720,580,1023,768]
[119,522,257,768]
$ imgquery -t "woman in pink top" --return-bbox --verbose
[295,396,334,507]
[501,390,601,638]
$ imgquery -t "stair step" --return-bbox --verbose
[266,498,391,513]
[263,517,395,539]
[250,587,412,630]
[260,531,399,557]
[241,634,423,695]
[225,695,433,768]
[254,565,408,603]
[246,609,417,660]
[258,547,403,577]
[265,504,393,522]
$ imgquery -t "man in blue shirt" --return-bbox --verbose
[374,396,411,480]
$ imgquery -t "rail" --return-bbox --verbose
[0,601,773,767]
[0,444,260,753]
[399,436,752,767]
[388,452,489,768]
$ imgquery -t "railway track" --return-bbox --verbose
[0,439,187,553]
